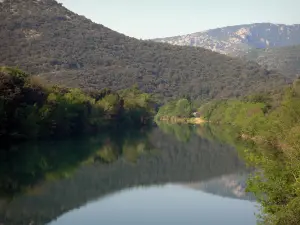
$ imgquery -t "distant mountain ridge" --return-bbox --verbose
[153,23,300,56]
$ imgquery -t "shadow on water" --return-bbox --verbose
[0,124,253,225]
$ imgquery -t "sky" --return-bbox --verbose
[58,0,300,39]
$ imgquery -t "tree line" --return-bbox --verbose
[155,98,193,121]
[0,67,157,141]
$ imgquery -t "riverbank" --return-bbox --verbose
[157,116,206,125]
[195,81,300,225]
[0,67,157,141]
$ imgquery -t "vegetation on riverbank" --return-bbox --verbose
[0,67,156,141]
[198,123,300,225]
[155,98,192,119]
[199,79,300,152]
[154,98,206,124]
[197,79,300,225]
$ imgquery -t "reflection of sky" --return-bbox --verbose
[48,184,259,225]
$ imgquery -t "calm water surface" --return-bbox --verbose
[0,125,259,225]
[48,184,257,225]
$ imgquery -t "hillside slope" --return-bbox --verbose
[0,0,288,100]
[242,45,300,78]
[154,23,300,57]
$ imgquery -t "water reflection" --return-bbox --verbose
[48,184,257,225]
[185,173,255,201]
[0,125,257,225]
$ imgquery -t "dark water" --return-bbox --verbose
[0,125,258,225]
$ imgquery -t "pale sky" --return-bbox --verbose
[58,0,300,39]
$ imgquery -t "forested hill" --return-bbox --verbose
[154,23,300,80]
[0,0,289,101]
[242,45,300,78]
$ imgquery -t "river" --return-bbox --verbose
[0,124,259,225]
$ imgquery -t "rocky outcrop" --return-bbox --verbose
[153,23,300,57]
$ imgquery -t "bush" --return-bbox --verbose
[155,98,192,120]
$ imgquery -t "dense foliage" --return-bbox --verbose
[243,45,300,78]
[0,0,289,101]
[199,79,300,225]
[199,79,300,147]
[155,98,193,121]
[0,67,156,140]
